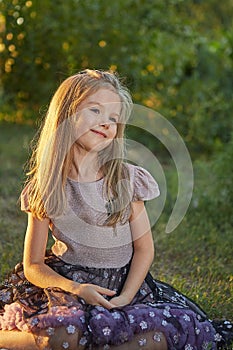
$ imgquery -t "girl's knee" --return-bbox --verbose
[135,330,167,350]
[35,326,84,350]
[99,330,167,350]
[0,330,38,350]
[152,331,168,350]
[35,327,167,350]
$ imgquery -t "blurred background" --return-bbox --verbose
[0,0,232,320]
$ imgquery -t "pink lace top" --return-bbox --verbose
[21,164,160,268]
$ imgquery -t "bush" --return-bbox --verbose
[192,134,233,229]
[1,0,232,157]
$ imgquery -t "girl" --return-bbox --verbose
[0,69,232,350]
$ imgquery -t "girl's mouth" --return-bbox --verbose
[90,129,107,138]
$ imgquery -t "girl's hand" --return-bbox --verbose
[109,294,131,308]
[74,283,116,309]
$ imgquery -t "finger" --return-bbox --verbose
[94,286,116,296]
[110,298,123,307]
[96,296,116,309]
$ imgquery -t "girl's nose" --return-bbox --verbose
[99,115,110,128]
[100,122,110,129]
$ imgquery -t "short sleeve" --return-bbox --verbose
[129,165,160,202]
[20,183,31,212]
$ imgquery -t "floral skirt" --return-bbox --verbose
[0,253,232,350]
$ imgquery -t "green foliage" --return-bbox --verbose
[0,0,232,156]
[192,134,233,229]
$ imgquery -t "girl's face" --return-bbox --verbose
[74,88,121,153]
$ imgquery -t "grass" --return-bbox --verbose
[0,122,36,278]
[0,121,232,324]
[152,218,233,320]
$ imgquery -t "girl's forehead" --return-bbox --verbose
[84,88,121,105]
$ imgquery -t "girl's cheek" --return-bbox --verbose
[73,121,89,140]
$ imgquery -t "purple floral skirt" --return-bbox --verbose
[0,253,232,349]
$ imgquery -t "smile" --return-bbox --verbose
[90,129,107,138]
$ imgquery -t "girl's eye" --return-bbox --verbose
[109,117,117,123]
[90,107,100,114]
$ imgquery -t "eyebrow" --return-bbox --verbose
[86,101,121,116]
[86,101,101,106]
[86,101,120,106]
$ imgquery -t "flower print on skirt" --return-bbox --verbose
[0,253,232,349]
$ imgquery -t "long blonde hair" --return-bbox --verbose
[26,69,133,224]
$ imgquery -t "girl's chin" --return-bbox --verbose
[75,140,112,153]
[90,142,112,152]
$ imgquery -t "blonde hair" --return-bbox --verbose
[26,69,133,225]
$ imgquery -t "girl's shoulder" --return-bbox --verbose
[20,181,32,213]
[123,163,160,202]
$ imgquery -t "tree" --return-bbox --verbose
[0,0,232,155]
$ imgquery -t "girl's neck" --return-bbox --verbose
[69,146,103,183]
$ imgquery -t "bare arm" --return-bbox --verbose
[23,213,116,308]
[110,201,154,307]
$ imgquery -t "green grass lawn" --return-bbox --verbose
[0,122,36,278]
[0,121,232,323]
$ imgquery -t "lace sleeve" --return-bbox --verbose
[130,165,160,202]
